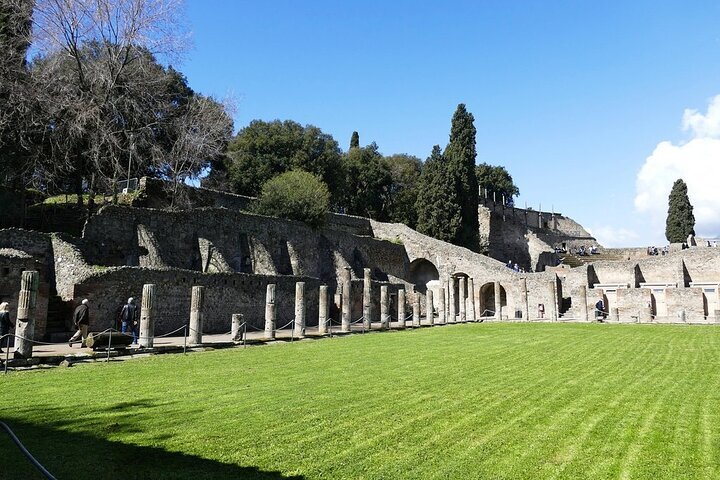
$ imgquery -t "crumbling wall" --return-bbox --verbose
[0,249,50,339]
[82,206,408,284]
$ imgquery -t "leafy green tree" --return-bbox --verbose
[444,104,479,251]
[415,146,462,243]
[341,142,392,219]
[226,120,343,201]
[254,170,330,228]
[476,163,520,205]
[350,131,360,149]
[384,153,422,228]
[665,179,695,243]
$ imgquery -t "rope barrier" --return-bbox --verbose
[0,421,57,480]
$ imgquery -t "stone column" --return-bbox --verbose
[318,285,328,335]
[548,280,558,321]
[231,314,243,342]
[578,285,589,322]
[264,284,276,340]
[397,288,406,329]
[425,289,434,326]
[14,270,39,359]
[459,277,466,322]
[609,307,619,323]
[139,283,156,348]
[640,302,652,324]
[188,286,205,345]
[449,277,457,323]
[362,268,372,330]
[474,282,481,321]
[380,285,390,330]
[294,282,306,337]
[341,267,352,333]
[494,281,502,320]
[412,293,421,327]
[467,278,476,322]
[518,278,530,322]
[438,284,446,324]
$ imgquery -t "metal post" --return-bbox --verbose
[106,330,112,363]
[4,337,9,374]
[243,323,247,349]
[290,320,295,343]
[183,324,187,354]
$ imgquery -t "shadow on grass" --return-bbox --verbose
[0,419,304,480]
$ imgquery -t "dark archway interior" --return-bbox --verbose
[408,258,439,294]
[479,282,507,316]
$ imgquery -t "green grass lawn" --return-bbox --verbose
[2,323,720,479]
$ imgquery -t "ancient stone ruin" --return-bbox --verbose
[2,177,720,354]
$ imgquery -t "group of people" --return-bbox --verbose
[505,260,527,273]
[0,296,141,352]
[68,297,140,347]
[646,245,669,256]
[572,245,598,256]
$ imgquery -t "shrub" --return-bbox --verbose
[254,170,330,228]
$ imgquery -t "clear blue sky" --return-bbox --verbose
[181,1,720,247]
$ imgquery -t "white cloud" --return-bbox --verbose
[682,95,720,139]
[587,225,640,248]
[634,95,720,240]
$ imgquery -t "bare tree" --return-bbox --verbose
[155,94,234,208]
[24,0,233,209]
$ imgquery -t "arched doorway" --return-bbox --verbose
[408,258,439,294]
[479,282,507,318]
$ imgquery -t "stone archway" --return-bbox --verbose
[479,282,507,317]
[408,258,440,294]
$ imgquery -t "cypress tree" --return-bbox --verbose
[415,145,462,243]
[444,104,480,251]
[350,131,360,149]
[665,178,695,243]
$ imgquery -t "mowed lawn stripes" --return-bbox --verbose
[1,323,720,479]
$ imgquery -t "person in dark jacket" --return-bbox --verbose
[0,302,11,353]
[119,297,139,344]
[69,299,90,347]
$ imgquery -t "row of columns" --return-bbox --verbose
[6,268,558,358]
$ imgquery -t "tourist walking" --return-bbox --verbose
[119,297,139,344]
[0,302,11,353]
[69,299,90,347]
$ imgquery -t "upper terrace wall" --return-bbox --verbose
[479,198,596,272]
[82,205,408,285]
[134,177,373,236]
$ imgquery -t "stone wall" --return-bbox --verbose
[478,200,595,272]
[70,268,324,334]
[82,205,407,285]
[133,177,373,236]
[0,249,50,339]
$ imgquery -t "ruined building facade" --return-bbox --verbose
[1,178,719,342]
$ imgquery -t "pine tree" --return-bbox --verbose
[444,104,479,251]
[665,178,695,243]
[415,146,462,243]
[350,131,360,149]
